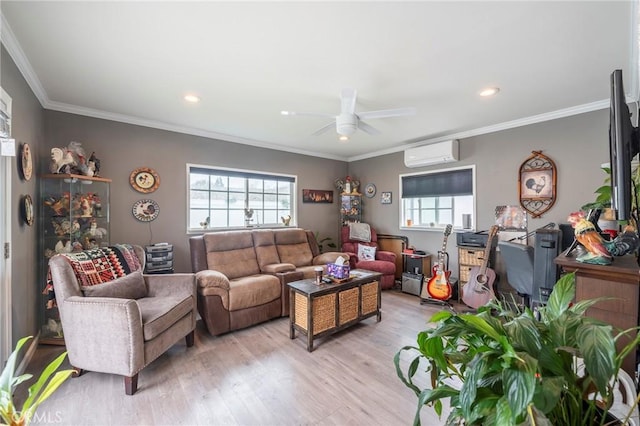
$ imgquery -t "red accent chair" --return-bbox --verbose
[341,226,397,289]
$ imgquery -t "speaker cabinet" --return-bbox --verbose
[532,229,562,303]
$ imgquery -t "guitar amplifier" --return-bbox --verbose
[402,272,423,296]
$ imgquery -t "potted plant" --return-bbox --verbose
[395,272,640,425]
[314,231,337,253]
[0,336,74,426]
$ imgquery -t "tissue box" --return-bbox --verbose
[327,262,350,280]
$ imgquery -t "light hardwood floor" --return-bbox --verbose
[22,290,454,425]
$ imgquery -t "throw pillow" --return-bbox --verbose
[82,270,148,299]
[349,223,371,242]
[357,244,377,261]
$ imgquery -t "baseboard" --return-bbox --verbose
[15,332,39,376]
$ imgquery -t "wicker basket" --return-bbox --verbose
[459,266,475,283]
[458,249,485,266]
[361,281,379,314]
[339,288,359,324]
[295,292,336,335]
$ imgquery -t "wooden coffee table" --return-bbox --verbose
[287,269,382,351]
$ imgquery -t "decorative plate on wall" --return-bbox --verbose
[22,194,34,226]
[130,167,160,193]
[132,199,160,222]
[364,183,376,198]
[20,143,33,181]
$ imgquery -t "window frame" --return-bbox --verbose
[399,165,476,232]
[186,163,297,233]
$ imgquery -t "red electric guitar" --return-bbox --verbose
[461,225,499,309]
[423,225,453,301]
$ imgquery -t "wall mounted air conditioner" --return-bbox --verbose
[404,139,459,168]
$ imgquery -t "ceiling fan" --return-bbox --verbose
[281,88,416,140]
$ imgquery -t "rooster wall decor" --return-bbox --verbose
[518,151,557,218]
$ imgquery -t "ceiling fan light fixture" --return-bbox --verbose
[338,135,349,142]
[479,87,500,97]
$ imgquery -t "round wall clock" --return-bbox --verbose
[132,199,160,222]
[364,183,376,198]
[130,167,160,193]
[20,143,33,181]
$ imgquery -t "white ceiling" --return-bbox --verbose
[1,1,637,161]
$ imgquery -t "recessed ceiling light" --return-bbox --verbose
[479,87,500,97]
[339,135,349,142]
[184,94,200,103]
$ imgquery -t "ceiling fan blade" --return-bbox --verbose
[281,111,335,119]
[358,120,381,135]
[357,107,416,120]
[340,88,357,114]
[311,121,335,136]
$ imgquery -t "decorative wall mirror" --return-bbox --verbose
[518,151,557,218]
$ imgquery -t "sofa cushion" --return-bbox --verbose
[82,270,148,299]
[274,229,313,267]
[228,274,281,311]
[252,230,283,271]
[137,294,193,341]
[204,231,260,279]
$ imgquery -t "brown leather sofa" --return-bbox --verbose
[189,228,348,336]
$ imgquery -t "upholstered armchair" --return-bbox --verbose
[341,225,397,289]
[47,244,196,395]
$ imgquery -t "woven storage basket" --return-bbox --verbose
[361,281,379,314]
[459,266,474,283]
[339,287,359,324]
[295,292,336,334]
[458,249,484,266]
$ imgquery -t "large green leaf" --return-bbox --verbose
[502,361,536,419]
[0,336,31,393]
[495,396,516,426]
[532,376,565,414]
[504,315,542,355]
[577,322,616,396]
[543,272,575,322]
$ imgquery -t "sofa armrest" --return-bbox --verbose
[145,273,196,298]
[262,263,296,274]
[312,252,350,265]
[376,250,396,263]
[61,296,145,376]
[277,270,304,317]
[195,270,230,291]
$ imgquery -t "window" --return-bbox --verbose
[188,165,296,230]
[400,166,475,230]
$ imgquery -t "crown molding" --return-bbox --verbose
[347,99,610,162]
[0,12,49,106]
[46,100,346,161]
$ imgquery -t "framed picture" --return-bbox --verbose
[381,192,392,204]
[302,189,333,203]
[518,151,557,218]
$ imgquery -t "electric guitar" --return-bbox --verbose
[462,225,499,309]
[423,225,453,301]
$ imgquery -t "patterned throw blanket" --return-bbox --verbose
[45,244,141,307]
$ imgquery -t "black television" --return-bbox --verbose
[609,69,639,222]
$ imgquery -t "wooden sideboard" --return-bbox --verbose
[555,252,639,377]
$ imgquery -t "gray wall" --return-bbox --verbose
[1,45,44,343]
[348,108,609,272]
[43,111,348,272]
